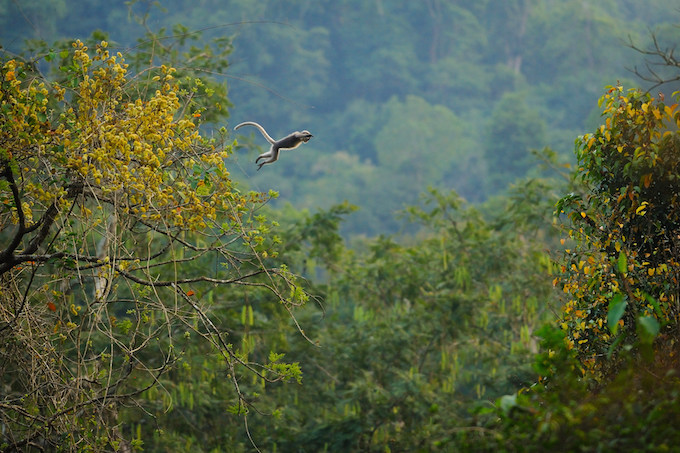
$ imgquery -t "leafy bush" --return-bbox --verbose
[556,86,680,378]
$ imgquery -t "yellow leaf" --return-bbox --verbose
[636,201,648,216]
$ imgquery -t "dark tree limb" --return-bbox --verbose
[0,169,83,275]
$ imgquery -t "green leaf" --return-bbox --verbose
[637,316,660,343]
[499,394,517,415]
[617,250,627,274]
[226,403,248,415]
[607,293,627,334]
[606,333,626,360]
[269,351,285,363]
[643,293,662,317]
[195,178,212,196]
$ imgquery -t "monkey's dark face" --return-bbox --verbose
[300,130,313,142]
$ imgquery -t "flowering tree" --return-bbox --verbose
[0,40,306,450]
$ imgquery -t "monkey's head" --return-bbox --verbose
[299,130,313,143]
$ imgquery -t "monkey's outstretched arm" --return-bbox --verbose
[234,121,276,144]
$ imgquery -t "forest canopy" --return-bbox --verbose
[3,0,679,236]
[1,0,680,451]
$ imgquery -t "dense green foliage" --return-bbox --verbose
[2,1,680,452]
[247,186,560,451]
[464,323,680,452]
[557,87,680,379]
[471,87,680,453]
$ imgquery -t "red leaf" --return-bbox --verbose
[47,302,57,312]
[186,290,195,297]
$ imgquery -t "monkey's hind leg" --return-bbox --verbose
[256,154,275,170]
[255,151,271,164]
[255,147,280,170]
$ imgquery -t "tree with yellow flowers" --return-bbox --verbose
[556,85,680,379]
[0,39,307,450]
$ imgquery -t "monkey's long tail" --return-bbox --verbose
[234,121,276,145]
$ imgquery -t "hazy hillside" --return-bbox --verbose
[2,1,678,236]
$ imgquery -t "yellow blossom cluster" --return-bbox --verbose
[2,40,255,234]
[0,59,55,224]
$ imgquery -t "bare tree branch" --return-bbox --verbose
[626,31,680,91]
